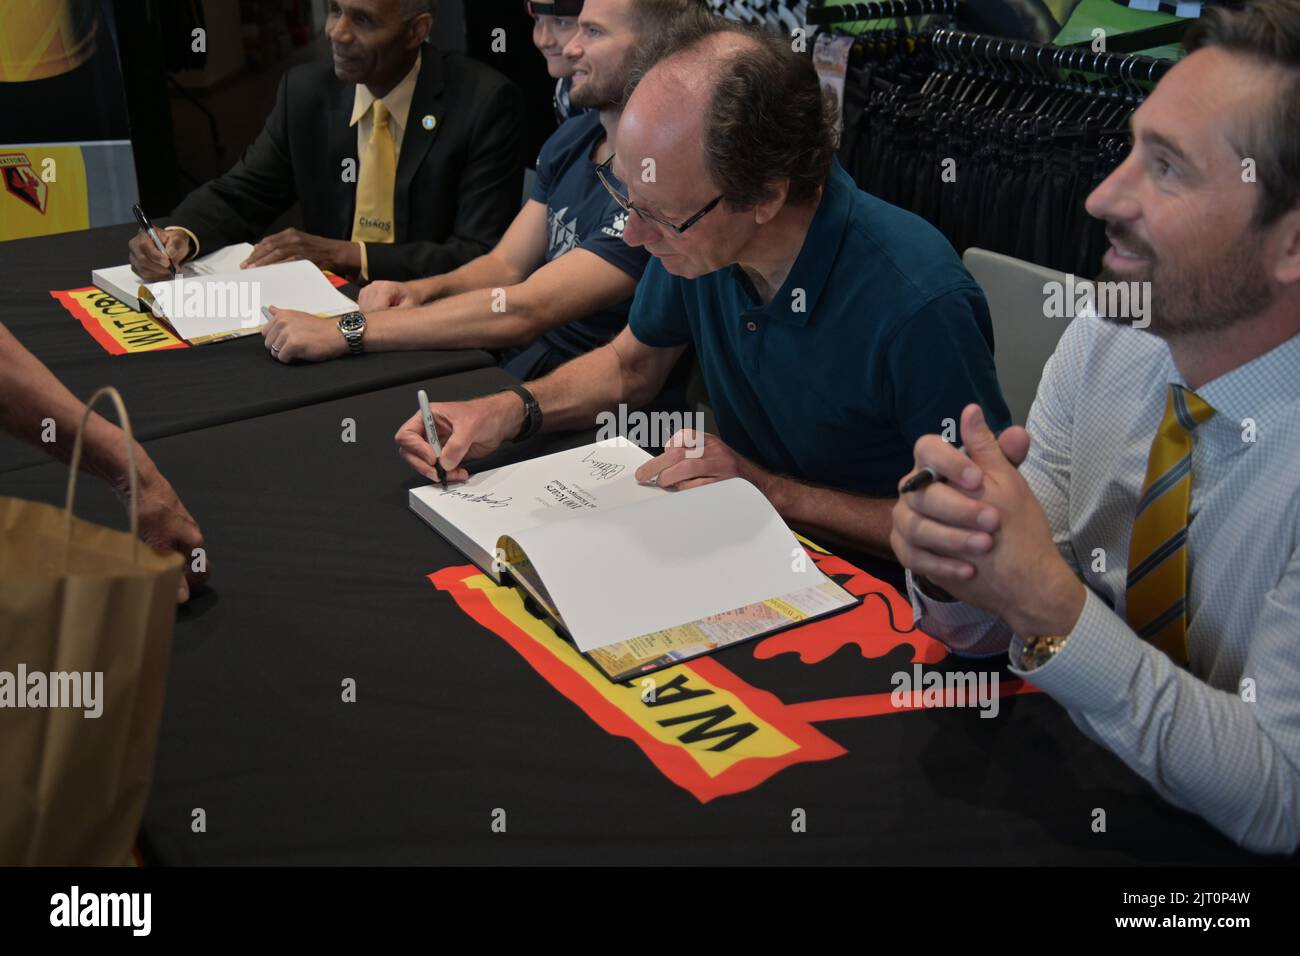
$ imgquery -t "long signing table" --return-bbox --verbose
[0,366,1267,864]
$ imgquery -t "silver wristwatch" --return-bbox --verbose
[337,311,366,355]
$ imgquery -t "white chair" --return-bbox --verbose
[963,247,1072,426]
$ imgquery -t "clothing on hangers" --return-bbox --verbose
[834,26,1166,276]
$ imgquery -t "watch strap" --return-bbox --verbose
[338,311,365,355]
[496,385,541,443]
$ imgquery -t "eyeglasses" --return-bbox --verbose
[596,154,723,238]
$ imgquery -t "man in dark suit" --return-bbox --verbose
[128,0,525,283]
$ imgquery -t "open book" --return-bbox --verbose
[93,249,356,346]
[93,242,256,311]
[409,438,859,682]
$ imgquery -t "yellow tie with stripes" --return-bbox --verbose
[1125,384,1215,665]
[351,99,396,244]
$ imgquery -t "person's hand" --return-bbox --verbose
[261,306,349,363]
[632,429,771,493]
[358,280,421,311]
[890,404,1084,638]
[132,459,209,603]
[127,227,192,281]
[394,392,525,482]
[241,228,359,276]
[891,412,1030,601]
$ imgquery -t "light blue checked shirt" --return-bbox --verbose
[908,313,1300,853]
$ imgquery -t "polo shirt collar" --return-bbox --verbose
[745,158,853,327]
[350,50,422,133]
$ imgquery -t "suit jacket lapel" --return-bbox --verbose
[326,76,358,238]
[393,50,446,242]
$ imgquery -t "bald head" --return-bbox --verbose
[624,31,757,147]
[617,31,758,221]
[619,10,837,211]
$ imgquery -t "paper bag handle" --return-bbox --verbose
[63,386,140,569]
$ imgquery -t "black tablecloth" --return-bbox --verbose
[0,370,1267,865]
[0,224,493,472]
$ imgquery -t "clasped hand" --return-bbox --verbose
[889,404,1084,639]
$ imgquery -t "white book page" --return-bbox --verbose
[508,478,829,652]
[409,437,661,563]
[143,259,355,342]
[187,242,256,275]
[91,242,257,305]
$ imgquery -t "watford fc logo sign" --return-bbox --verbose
[1,153,48,214]
[428,539,1038,802]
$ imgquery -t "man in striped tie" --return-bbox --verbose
[890,0,1300,853]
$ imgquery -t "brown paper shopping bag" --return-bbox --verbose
[0,387,183,865]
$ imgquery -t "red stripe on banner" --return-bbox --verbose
[49,286,189,355]
[49,287,128,355]
[427,564,847,802]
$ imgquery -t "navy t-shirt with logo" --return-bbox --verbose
[527,110,649,361]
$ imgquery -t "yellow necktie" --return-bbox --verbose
[351,99,396,244]
[1125,384,1215,665]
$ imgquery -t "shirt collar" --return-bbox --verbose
[742,158,852,327]
[350,51,422,133]
[1169,329,1300,426]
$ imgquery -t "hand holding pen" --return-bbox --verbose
[899,418,1026,494]
[892,405,1032,581]
[418,389,448,488]
[131,203,182,278]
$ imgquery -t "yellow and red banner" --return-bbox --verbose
[50,287,187,355]
[429,544,1039,802]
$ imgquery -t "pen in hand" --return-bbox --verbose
[900,443,968,494]
[900,466,947,494]
[132,202,177,276]
[417,389,448,488]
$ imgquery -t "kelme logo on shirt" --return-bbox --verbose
[600,210,628,239]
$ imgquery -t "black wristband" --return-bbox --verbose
[497,385,542,443]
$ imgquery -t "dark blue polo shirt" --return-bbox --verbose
[526,111,648,361]
[629,159,1011,498]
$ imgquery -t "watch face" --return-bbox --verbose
[339,314,365,334]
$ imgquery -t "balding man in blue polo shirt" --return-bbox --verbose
[395,9,1011,560]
